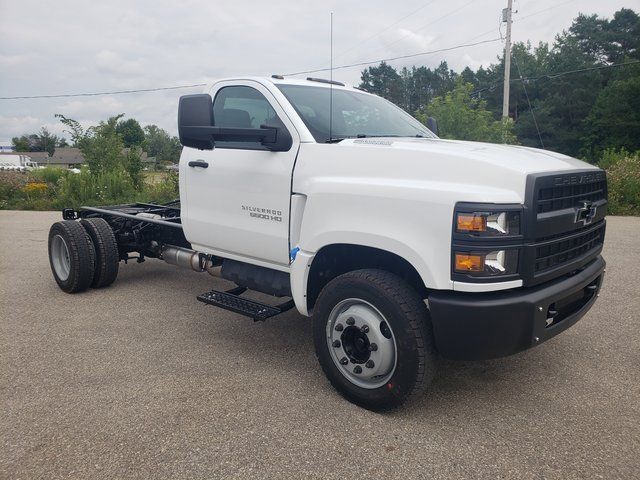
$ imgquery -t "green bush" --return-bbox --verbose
[30,166,68,184]
[415,81,517,144]
[0,172,27,209]
[139,171,179,204]
[602,150,640,216]
[1,168,179,211]
[53,168,137,209]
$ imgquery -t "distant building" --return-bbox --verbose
[39,148,85,168]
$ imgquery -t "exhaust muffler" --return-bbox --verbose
[161,245,205,272]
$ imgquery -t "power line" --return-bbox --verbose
[529,60,640,80]
[512,54,544,148]
[471,60,640,96]
[5,53,637,103]
[0,83,207,100]
[465,25,501,43]
[285,37,501,76]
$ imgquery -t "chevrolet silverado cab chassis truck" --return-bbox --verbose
[47,76,607,410]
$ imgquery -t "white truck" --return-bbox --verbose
[0,153,39,171]
[47,76,607,410]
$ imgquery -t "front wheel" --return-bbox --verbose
[313,269,437,411]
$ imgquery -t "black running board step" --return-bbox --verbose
[197,289,295,321]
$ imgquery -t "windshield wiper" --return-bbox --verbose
[326,134,425,143]
[355,134,399,138]
[359,134,430,138]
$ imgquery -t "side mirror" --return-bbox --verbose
[426,117,439,136]
[178,94,215,150]
[178,94,293,152]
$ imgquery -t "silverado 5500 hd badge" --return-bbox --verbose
[242,205,283,222]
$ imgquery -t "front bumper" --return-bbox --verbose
[428,256,605,360]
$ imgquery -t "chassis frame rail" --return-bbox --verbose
[62,201,190,262]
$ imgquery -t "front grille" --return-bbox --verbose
[534,222,605,273]
[537,176,607,213]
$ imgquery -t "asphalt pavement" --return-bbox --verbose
[1,211,639,479]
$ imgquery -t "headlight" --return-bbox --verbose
[452,203,523,281]
[454,250,519,276]
[455,211,520,236]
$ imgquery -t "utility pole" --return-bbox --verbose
[502,0,513,118]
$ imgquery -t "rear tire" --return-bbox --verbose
[48,220,96,293]
[80,218,119,288]
[313,269,437,411]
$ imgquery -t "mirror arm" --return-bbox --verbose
[183,126,277,144]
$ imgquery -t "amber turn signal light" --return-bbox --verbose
[456,213,487,233]
[455,253,485,272]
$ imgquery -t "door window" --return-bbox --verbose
[212,86,287,150]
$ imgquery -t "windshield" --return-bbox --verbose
[276,84,436,143]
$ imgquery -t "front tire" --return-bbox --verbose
[313,269,436,411]
[48,220,96,293]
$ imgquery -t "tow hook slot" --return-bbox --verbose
[545,303,558,327]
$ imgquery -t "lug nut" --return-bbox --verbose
[353,366,362,374]
[339,357,348,365]
[369,343,378,351]
[361,325,370,333]
[365,360,375,368]
[346,317,355,326]
[335,323,344,332]
[332,340,341,348]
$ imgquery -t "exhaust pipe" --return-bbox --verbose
[161,245,205,272]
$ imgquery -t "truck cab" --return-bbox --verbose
[48,76,607,410]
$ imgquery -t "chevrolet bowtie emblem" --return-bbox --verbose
[575,200,597,226]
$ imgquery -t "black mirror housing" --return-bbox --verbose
[178,94,215,150]
[260,124,293,152]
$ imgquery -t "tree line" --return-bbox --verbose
[12,118,182,165]
[358,8,640,161]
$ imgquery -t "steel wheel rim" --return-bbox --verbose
[326,298,397,389]
[51,234,71,281]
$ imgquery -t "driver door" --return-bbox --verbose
[181,81,299,267]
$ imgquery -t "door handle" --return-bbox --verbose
[188,160,209,168]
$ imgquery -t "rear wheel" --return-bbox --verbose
[48,221,96,293]
[80,218,119,288]
[313,269,436,411]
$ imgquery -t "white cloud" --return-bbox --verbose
[0,116,42,138]
[386,29,435,53]
[0,54,35,68]
[95,50,144,76]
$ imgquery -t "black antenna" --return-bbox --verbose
[329,12,333,142]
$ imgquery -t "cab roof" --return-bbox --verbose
[208,75,363,92]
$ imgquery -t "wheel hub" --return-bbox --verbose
[326,299,397,389]
[51,234,71,281]
[341,326,371,364]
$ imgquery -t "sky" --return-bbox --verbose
[0,0,635,143]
